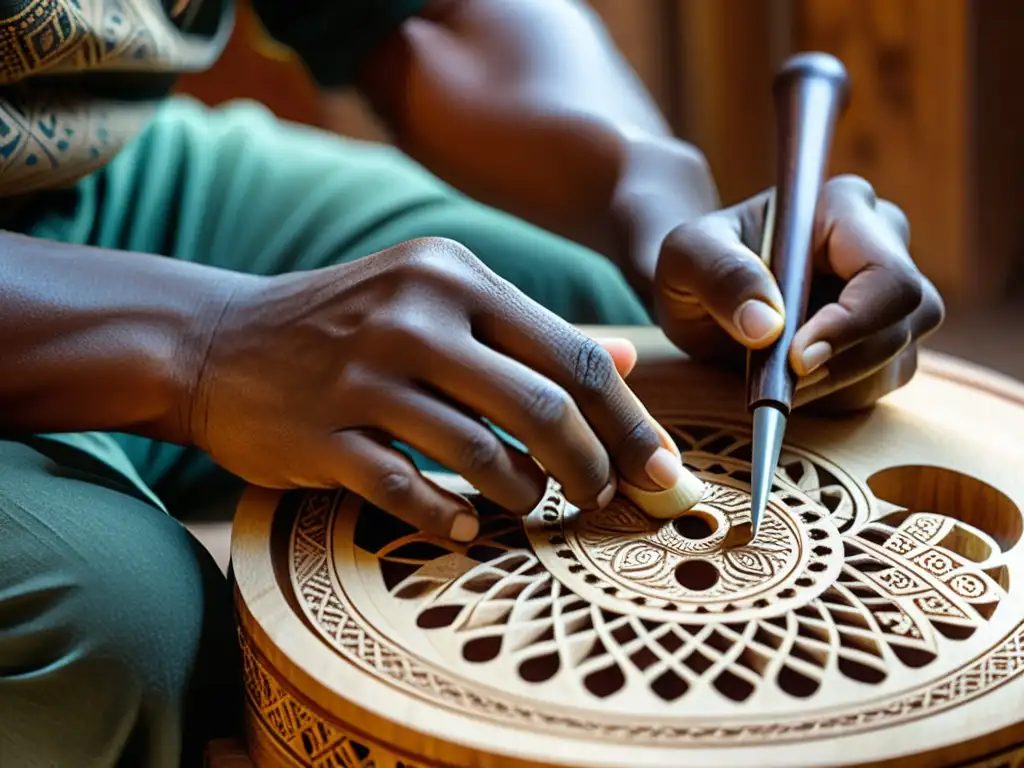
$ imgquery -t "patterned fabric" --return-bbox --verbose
[0,0,428,197]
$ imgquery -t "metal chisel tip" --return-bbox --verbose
[746,405,786,545]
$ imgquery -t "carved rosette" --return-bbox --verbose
[240,420,1024,766]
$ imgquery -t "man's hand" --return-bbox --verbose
[653,175,945,412]
[188,238,692,541]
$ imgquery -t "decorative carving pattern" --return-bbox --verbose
[280,421,1023,746]
[0,0,230,195]
[543,477,841,618]
[238,626,420,768]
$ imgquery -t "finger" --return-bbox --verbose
[911,275,945,342]
[593,337,638,378]
[789,177,924,376]
[471,314,699,504]
[793,321,913,408]
[656,193,786,355]
[426,339,616,508]
[877,199,911,248]
[372,385,550,515]
[794,275,941,410]
[583,337,665,453]
[798,347,919,414]
[326,428,479,541]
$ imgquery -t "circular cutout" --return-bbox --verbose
[673,513,717,540]
[674,559,719,590]
[531,471,842,621]
[234,390,1024,768]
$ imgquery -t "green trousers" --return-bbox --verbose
[0,97,648,767]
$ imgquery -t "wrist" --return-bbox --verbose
[154,270,247,447]
[0,234,245,444]
[607,134,720,284]
[63,263,241,446]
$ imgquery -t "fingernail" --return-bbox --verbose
[735,300,784,343]
[646,447,683,490]
[450,513,479,542]
[801,341,833,375]
[653,420,681,459]
[596,479,617,509]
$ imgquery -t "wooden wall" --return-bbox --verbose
[176,0,1018,310]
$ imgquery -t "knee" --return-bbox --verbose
[0,482,234,764]
[65,517,213,696]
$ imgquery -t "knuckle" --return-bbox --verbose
[370,470,415,508]
[614,416,660,461]
[523,382,573,430]
[891,268,925,313]
[399,237,483,279]
[878,199,911,246]
[917,280,946,335]
[366,314,434,349]
[335,361,377,396]
[705,249,764,295]
[458,431,505,475]
[427,236,480,265]
[828,174,876,202]
[659,222,696,262]
[661,216,718,261]
[571,338,618,397]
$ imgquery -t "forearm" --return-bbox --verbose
[0,232,233,441]
[342,0,718,266]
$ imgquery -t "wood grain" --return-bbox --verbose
[231,326,1024,767]
[793,0,970,303]
[672,0,790,204]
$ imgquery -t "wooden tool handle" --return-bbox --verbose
[746,52,850,414]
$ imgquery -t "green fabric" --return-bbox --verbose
[0,438,241,768]
[1,96,647,766]
[249,0,431,87]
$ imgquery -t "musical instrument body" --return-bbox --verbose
[228,327,1024,768]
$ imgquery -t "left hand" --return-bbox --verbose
[651,175,945,412]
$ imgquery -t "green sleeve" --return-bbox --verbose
[249,0,430,88]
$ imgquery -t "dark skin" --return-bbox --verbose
[344,0,944,405]
[0,0,943,543]
[0,233,672,542]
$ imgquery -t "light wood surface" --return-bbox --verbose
[230,326,1024,768]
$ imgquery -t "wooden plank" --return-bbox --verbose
[973,0,1024,300]
[585,0,674,115]
[794,0,972,304]
[671,0,792,205]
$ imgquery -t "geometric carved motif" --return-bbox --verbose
[276,420,1024,748]
[238,626,420,768]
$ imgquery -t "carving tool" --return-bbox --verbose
[744,53,850,545]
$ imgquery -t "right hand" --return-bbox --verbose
[187,237,687,541]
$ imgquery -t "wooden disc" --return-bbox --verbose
[232,328,1024,768]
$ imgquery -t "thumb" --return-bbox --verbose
[655,202,786,359]
[593,335,705,519]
